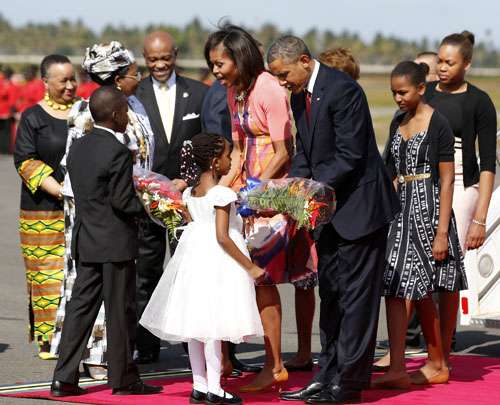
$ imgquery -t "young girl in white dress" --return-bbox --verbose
[140,134,264,405]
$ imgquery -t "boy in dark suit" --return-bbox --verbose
[51,86,162,397]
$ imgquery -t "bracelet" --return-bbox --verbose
[472,219,486,227]
[58,182,64,200]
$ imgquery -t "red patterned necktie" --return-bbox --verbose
[305,90,312,127]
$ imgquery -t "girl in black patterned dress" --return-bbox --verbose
[372,62,465,390]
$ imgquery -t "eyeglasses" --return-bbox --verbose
[122,71,142,81]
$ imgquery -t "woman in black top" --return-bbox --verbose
[425,31,497,365]
[373,62,465,389]
[13,55,77,359]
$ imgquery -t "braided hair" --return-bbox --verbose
[180,133,226,187]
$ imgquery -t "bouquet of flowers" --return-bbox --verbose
[133,167,186,238]
[237,177,336,230]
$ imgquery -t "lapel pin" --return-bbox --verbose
[183,92,189,98]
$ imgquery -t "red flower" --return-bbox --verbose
[310,209,320,228]
[150,201,159,209]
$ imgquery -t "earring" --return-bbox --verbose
[116,85,122,91]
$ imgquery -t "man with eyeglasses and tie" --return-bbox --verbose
[135,31,208,365]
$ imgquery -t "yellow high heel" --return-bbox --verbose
[38,351,58,360]
[239,368,288,393]
[410,367,449,385]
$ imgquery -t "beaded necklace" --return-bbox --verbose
[44,93,74,111]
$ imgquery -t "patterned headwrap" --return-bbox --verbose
[82,41,135,82]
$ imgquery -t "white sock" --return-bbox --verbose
[188,340,207,393]
[204,339,228,397]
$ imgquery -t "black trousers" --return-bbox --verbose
[313,223,388,390]
[53,260,138,388]
[135,219,167,356]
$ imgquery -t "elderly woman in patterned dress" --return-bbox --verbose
[50,42,154,379]
[14,54,77,360]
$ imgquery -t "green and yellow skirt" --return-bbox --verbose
[19,210,65,345]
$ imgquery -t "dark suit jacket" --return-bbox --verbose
[201,80,232,142]
[67,128,144,263]
[136,74,208,179]
[290,64,400,241]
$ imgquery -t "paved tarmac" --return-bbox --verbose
[1,154,499,404]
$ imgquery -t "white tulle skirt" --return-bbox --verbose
[139,222,264,344]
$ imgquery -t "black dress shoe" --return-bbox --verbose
[228,342,262,373]
[230,369,244,377]
[231,358,262,373]
[279,382,324,401]
[372,364,390,372]
[189,388,206,404]
[205,391,242,404]
[135,352,160,364]
[306,386,362,404]
[112,380,163,395]
[50,380,88,397]
[284,359,314,372]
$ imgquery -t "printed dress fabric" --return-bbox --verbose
[384,129,466,300]
[50,96,154,364]
[227,71,317,288]
[14,105,67,346]
[140,186,264,343]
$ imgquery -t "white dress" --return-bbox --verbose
[140,185,264,344]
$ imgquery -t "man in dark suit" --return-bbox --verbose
[268,36,400,404]
[201,80,232,142]
[51,87,162,396]
[134,31,208,364]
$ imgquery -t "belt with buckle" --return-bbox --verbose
[398,173,431,184]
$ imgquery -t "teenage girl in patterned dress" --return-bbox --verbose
[372,61,465,389]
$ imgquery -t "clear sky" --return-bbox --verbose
[2,0,499,47]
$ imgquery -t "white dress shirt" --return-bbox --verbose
[152,72,177,143]
[93,124,118,136]
[306,59,320,94]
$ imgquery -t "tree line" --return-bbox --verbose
[0,14,499,66]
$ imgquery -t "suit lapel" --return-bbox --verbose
[170,76,190,150]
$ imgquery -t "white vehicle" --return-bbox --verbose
[459,130,500,328]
